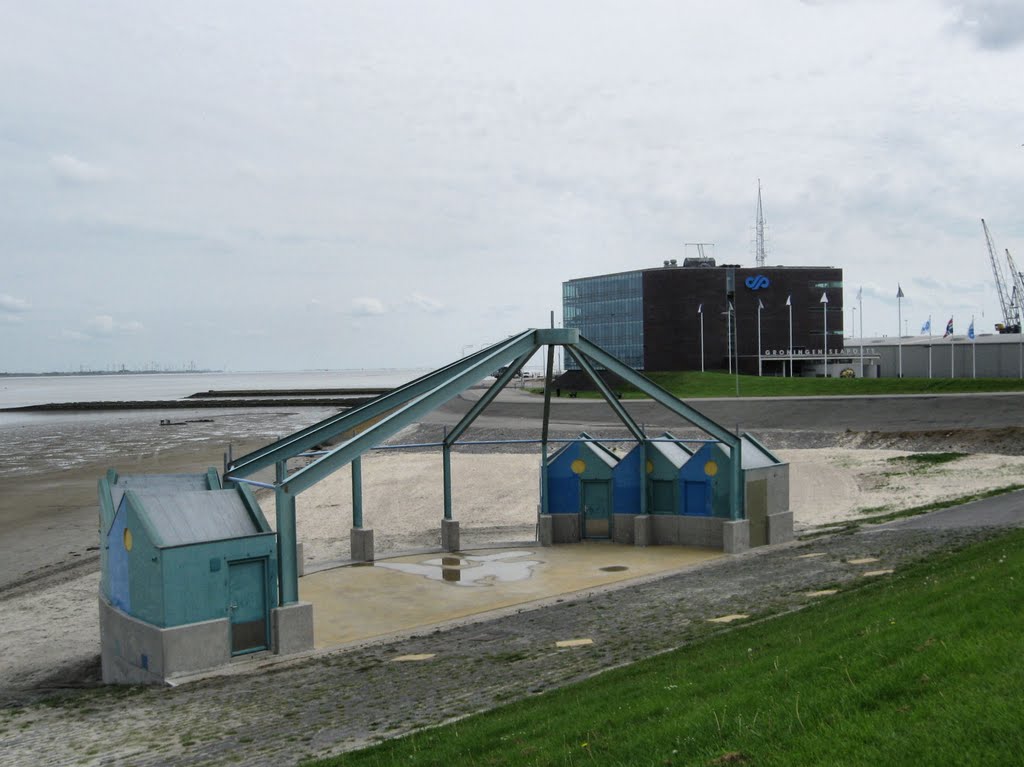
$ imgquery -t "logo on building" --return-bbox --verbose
[745,275,770,290]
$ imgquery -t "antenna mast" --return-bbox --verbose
[755,179,767,268]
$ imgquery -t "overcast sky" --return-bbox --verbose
[2,0,1023,372]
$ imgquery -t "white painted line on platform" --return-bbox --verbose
[805,589,839,597]
[392,654,436,662]
[708,614,749,623]
[796,553,825,559]
[863,569,894,577]
[848,557,880,565]
[555,639,594,648]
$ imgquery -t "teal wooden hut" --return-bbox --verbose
[98,469,281,684]
[546,433,620,540]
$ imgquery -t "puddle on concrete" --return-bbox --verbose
[599,565,629,572]
[376,550,541,587]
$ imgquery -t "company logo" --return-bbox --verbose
[745,275,770,290]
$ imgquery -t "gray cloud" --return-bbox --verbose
[947,1,1024,49]
[0,294,30,314]
[351,297,386,317]
[49,153,110,183]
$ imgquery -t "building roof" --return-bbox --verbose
[126,489,264,547]
[110,473,210,514]
[648,435,693,469]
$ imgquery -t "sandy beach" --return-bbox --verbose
[4,440,1023,697]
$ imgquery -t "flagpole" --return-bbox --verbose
[928,315,932,379]
[821,292,829,376]
[787,295,793,378]
[757,299,763,377]
[858,288,863,378]
[971,315,976,379]
[727,301,732,375]
[950,317,955,379]
[733,302,740,396]
[698,304,704,373]
[897,285,904,378]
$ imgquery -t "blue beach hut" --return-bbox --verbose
[546,433,620,540]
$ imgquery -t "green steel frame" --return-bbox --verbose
[225,328,742,605]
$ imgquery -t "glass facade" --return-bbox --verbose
[562,272,644,368]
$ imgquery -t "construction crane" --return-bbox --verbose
[982,218,1019,333]
[1006,248,1024,331]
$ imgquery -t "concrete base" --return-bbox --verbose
[441,519,460,552]
[634,515,651,546]
[271,601,314,655]
[767,510,794,545]
[350,526,374,562]
[611,514,635,545]
[551,513,581,543]
[538,514,553,546]
[100,597,230,685]
[722,519,751,554]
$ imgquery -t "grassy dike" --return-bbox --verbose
[535,371,1024,399]
[309,527,1024,767]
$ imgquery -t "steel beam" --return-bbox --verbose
[351,456,363,528]
[230,331,536,478]
[444,347,537,446]
[442,444,452,520]
[281,333,539,496]
[275,487,298,604]
[565,347,645,441]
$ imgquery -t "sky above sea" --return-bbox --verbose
[2,1,1022,373]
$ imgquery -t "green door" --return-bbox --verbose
[582,481,611,539]
[651,480,675,515]
[228,559,269,655]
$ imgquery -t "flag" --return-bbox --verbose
[944,318,953,338]
[921,318,931,334]
[820,292,829,304]
[697,303,702,315]
[897,284,905,299]
[785,295,791,306]
[758,298,764,310]
[968,319,975,340]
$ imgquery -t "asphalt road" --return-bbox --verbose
[874,487,1024,531]
[428,389,1024,433]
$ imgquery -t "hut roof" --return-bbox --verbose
[126,489,264,548]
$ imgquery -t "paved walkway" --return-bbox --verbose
[2,493,1021,766]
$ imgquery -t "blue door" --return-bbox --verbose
[684,480,710,516]
[582,481,611,538]
[228,559,269,655]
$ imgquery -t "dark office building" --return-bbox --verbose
[562,260,846,375]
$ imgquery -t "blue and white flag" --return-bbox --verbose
[968,319,975,340]
[944,318,954,338]
[921,318,931,334]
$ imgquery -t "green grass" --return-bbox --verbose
[886,452,968,468]
[535,371,1024,399]
[307,528,1024,767]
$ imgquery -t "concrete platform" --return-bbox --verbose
[300,542,723,649]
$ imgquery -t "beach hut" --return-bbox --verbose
[545,433,619,541]
[98,469,287,684]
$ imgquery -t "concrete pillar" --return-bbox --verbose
[441,518,460,551]
[722,519,750,554]
[767,511,794,545]
[634,514,651,547]
[350,526,374,562]
[271,601,314,655]
[351,456,363,528]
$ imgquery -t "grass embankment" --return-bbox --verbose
[309,528,1024,767]
[539,371,1024,399]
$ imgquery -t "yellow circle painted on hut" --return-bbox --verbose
[704,460,719,477]
[646,460,654,474]
[571,459,587,475]
[123,527,133,551]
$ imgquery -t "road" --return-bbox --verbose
[426,388,1024,434]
